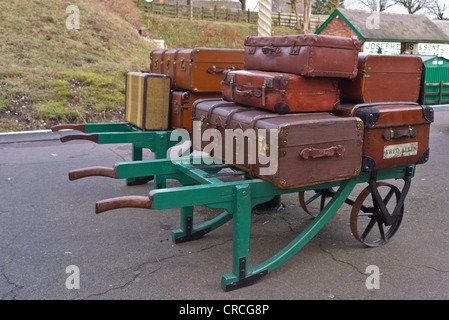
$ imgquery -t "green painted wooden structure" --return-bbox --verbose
[419,55,449,105]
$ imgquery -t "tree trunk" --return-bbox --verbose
[293,0,301,30]
[302,0,312,33]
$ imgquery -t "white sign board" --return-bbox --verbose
[405,43,449,59]
[363,42,401,55]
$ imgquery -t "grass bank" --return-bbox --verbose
[0,0,299,132]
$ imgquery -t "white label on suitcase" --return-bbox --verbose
[383,142,418,159]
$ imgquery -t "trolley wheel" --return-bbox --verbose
[298,188,337,218]
[350,182,404,247]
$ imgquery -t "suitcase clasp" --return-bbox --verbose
[180,58,186,72]
[262,78,273,107]
[173,100,179,115]
[289,45,300,55]
[227,73,235,100]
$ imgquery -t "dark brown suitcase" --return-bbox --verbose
[171,91,222,133]
[340,54,423,103]
[333,102,433,171]
[174,47,244,92]
[150,49,170,74]
[192,99,363,189]
[244,34,360,79]
[221,69,339,113]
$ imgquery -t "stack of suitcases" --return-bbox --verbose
[126,33,433,190]
[123,47,244,132]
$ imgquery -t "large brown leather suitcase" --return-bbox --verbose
[174,47,244,92]
[192,99,363,189]
[150,49,170,74]
[340,54,423,103]
[221,69,339,113]
[244,34,360,79]
[171,91,222,133]
[125,72,171,131]
[333,102,433,171]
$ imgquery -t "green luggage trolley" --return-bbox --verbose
[79,153,414,291]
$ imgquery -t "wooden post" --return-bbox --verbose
[202,6,204,20]
[190,1,193,21]
[423,81,428,102]
[176,2,179,18]
[248,9,250,23]
[258,0,272,36]
[237,9,240,22]
[226,9,229,21]
[213,5,217,21]
[439,80,444,105]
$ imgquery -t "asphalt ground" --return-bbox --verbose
[0,108,448,303]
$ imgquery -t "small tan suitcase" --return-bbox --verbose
[125,72,171,131]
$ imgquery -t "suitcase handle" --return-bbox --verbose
[300,145,345,160]
[261,46,282,55]
[234,88,262,98]
[383,126,418,141]
[207,66,240,74]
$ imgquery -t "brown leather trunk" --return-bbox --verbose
[161,48,183,87]
[192,99,363,189]
[170,91,222,133]
[333,102,433,171]
[340,54,423,103]
[244,34,360,79]
[150,49,170,74]
[174,48,244,92]
[221,69,339,113]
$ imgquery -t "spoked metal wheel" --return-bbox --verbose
[350,182,404,247]
[298,188,337,218]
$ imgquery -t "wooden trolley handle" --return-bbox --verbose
[68,166,117,181]
[95,196,152,214]
[60,133,99,143]
[51,124,86,132]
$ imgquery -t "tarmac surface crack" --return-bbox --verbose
[85,238,231,299]
[415,264,449,273]
[317,237,366,275]
[0,255,23,300]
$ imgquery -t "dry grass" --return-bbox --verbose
[144,15,297,49]
[0,0,155,131]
